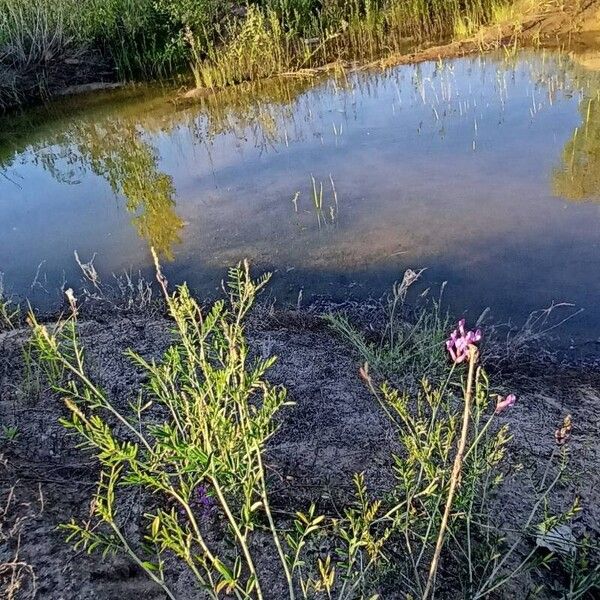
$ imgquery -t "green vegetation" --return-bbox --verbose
[0,272,20,330]
[325,269,451,386]
[27,260,598,599]
[554,94,600,201]
[0,0,515,108]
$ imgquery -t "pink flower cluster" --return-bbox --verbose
[446,319,482,364]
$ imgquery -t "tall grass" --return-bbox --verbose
[0,0,516,108]
[325,269,451,386]
[0,0,179,78]
[0,0,76,107]
[193,0,515,90]
[0,0,182,109]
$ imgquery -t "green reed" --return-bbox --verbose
[192,0,514,90]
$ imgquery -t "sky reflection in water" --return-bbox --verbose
[1,49,600,341]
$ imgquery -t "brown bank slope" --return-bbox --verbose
[368,0,600,70]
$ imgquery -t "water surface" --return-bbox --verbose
[2,49,600,342]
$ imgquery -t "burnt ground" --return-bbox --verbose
[0,301,599,599]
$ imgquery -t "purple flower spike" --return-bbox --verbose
[446,319,482,363]
[495,394,516,414]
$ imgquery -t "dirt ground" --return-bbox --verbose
[0,301,599,599]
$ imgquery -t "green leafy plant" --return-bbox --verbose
[0,425,20,442]
[29,260,591,599]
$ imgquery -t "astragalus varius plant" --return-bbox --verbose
[28,263,583,599]
[29,262,295,599]
[28,261,387,599]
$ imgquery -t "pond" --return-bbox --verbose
[1,48,600,343]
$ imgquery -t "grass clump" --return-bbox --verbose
[0,0,183,109]
[0,273,19,330]
[325,269,451,386]
[192,0,515,90]
[27,259,598,599]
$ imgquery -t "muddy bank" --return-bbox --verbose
[0,301,599,598]
[369,0,600,71]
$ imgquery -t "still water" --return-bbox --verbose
[1,49,600,341]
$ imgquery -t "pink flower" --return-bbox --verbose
[446,319,482,363]
[495,394,516,414]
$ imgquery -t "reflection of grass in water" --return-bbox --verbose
[0,75,321,259]
[4,49,599,259]
[18,119,184,259]
[190,75,328,147]
[79,122,183,259]
[0,76,316,160]
[553,94,600,201]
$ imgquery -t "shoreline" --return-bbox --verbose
[4,1,600,113]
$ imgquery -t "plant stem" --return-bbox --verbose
[422,345,477,600]
[109,521,177,600]
[210,477,264,600]
[255,446,296,600]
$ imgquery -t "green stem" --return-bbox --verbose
[255,446,296,600]
[473,466,563,599]
[59,355,153,454]
[210,477,264,600]
[109,521,177,600]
